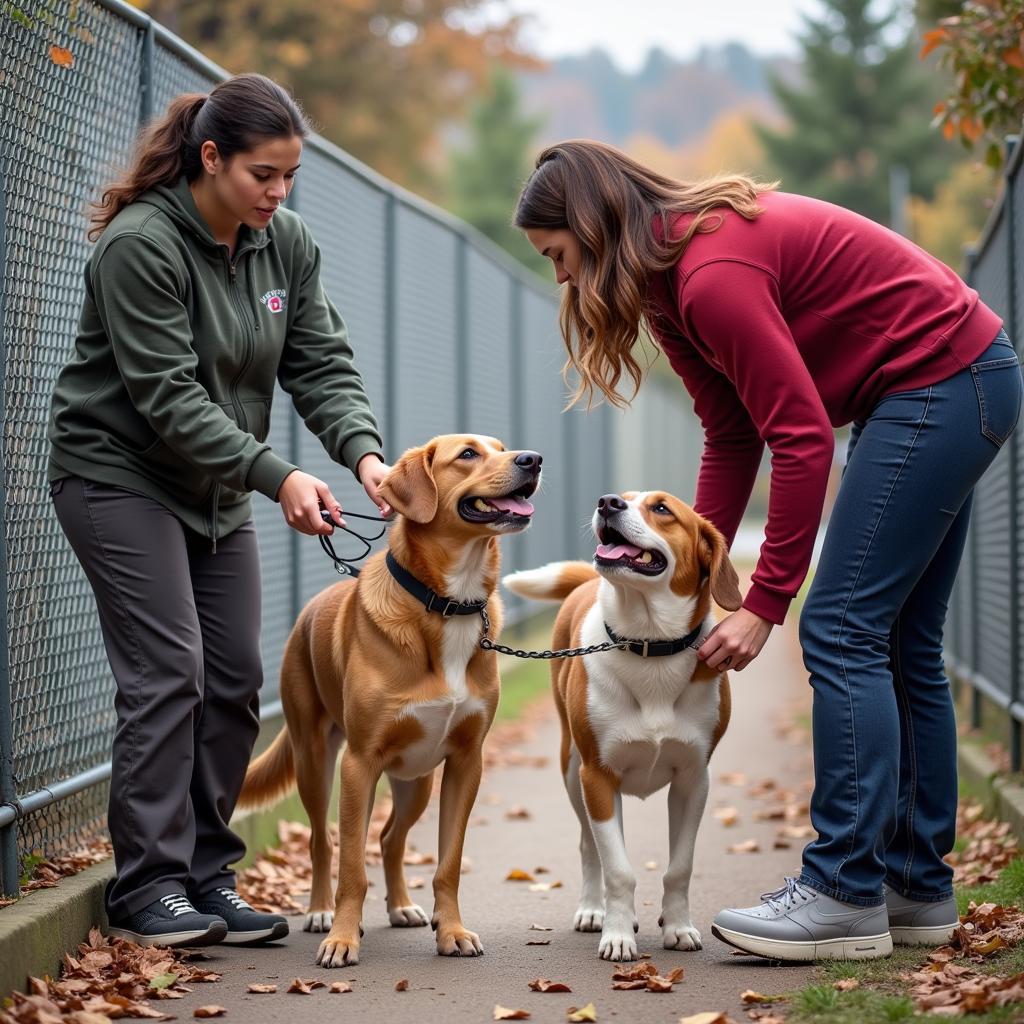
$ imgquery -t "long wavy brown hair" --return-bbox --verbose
[89,73,309,241]
[514,139,778,408]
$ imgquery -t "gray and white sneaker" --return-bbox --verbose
[711,876,893,961]
[885,884,959,946]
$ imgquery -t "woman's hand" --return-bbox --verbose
[697,607,774,672]
[277,470,344,536]
[357,454,393,517]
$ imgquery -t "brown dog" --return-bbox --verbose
[238,435,541,966]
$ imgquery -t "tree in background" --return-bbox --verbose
[756,0,955,223]
[448,66,548,276]
[919,0,1024,169]
[127,0,532,195]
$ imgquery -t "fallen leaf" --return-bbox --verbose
[529,978,572,992]
[833,978,859,991]
[714,807,739,826]
[727,839,760,854]
[506,869,535,882]
[529,923,553,931]
[247,984,277,993]
[149,973,178,990]
[505,805,531,819]
[287,978,325,994]
[329,981,352,993]
[193,1008,227,1018]
[409,876,425,889]
[49,44,74,67]
[611,962,658,981]
[567,1004,597,1022]
[678,1014,735,1024]
[526,940,551,945]
[395,979,410,991]
[494,1007,531,1021]
[741,990,774,1003]
[718,772,747,786]
[528,881,563,892]
[644,860,658,870]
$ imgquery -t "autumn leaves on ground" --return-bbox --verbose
[5,648,1024,1023]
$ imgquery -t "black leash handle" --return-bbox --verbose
[318,508,389,577]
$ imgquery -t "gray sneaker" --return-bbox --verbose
[711,876,893,961]
[885,884,959,946]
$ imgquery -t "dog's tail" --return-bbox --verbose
[503,560,597,602]
[238,726,295,810]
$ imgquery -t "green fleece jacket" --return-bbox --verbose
[48,175,383,541]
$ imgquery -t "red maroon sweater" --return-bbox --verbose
[645,191,1001,625]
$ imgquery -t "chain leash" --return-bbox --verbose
[476,606,630,660]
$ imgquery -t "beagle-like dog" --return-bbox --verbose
[239,435,541,966]
[503,491,741,962]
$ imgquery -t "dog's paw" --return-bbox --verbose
[598,926,638,962]
[389,903,430,927]
[303,910,334,933]
[436,925,484,957]
[662,921,702,950]
[573,906,605,932]
[315,933,360,967]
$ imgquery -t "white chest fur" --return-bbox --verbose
[580,592,721,798]
[391,545,489,780]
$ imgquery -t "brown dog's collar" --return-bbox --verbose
[385,551,488,618]
[603,622,704,658]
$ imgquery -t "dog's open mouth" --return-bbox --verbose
[459,485,536,527]
[594,525,667,575]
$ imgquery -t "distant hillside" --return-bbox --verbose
[519,43,799,148]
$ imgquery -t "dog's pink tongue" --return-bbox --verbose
[488,496,534,516]
[597,543,643,560]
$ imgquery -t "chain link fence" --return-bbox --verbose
[0,0,705,895]
[945,132,1024,769]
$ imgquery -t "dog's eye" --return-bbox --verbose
[651,502,671,515]
[459,448,478,460]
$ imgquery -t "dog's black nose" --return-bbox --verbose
[515,451,543,472]
[597,494,627,515]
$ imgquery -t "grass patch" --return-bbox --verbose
[496,656,551,721]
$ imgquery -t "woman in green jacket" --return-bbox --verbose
[47,72,389,948]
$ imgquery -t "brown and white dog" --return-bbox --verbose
[238,435,541,966]
[503,491,741,962]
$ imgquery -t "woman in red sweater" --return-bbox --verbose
[515,140,1022,962]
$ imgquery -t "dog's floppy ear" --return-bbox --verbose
[378,444,438,524]
[697,517,742,611]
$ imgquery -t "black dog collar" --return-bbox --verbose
[604,621,704,658]
[385,551,487,618]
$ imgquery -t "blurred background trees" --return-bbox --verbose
[128,0,1024,276]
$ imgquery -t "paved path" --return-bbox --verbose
[167,616,818,1023]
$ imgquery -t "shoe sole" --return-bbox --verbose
[221,921,290,945]
[890,923,958,946]
[711,923,893,961]
[106,921,228,948]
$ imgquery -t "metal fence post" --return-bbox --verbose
[139,19,155,127]
[1004,134,1021,770]
[384,193,398,456]
[0,167,19,898]
[455,236,469,433]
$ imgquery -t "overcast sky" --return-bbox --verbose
[498,0,830,70]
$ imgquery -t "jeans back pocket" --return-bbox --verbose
[971,352,1023,447]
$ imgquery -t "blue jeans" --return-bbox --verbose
[797,329,1023,907]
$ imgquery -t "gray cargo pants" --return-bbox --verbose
[51,476,262,920]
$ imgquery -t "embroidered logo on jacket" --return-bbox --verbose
[260,289,287,314]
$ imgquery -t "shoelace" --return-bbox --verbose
[760,876,813,913]
[159,894,197,918]
[217,888,253,911]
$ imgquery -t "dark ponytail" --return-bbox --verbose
[90,72,309,240]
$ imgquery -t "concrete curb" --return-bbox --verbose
[958,737,1024,840]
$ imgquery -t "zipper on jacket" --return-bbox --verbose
[209,483,221,554]
[225,254,255,433]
